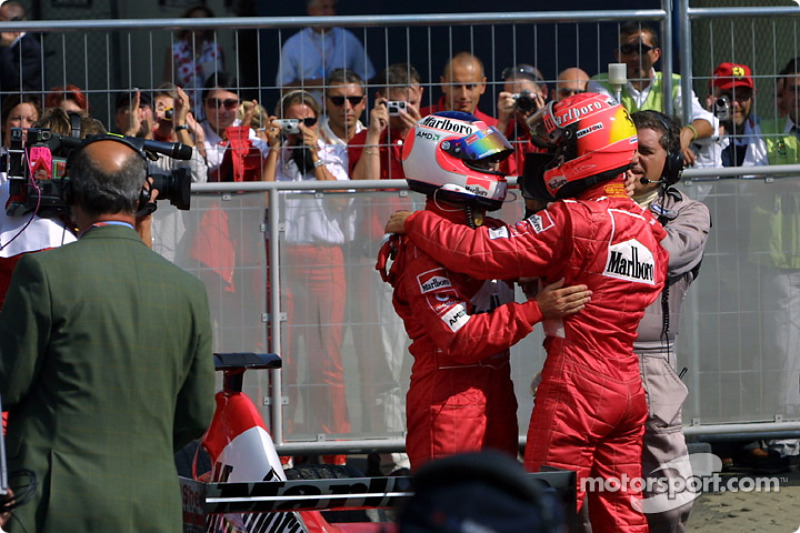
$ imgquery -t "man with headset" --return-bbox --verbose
[0,137,214,532]
[625,110,710,533]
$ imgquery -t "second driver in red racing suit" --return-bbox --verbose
[386,94,669,532]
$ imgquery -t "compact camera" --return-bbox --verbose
[278,119,301,134]
[512,90,538,113]
[3,128,193,218]
[387,101,408,116]
[713,95,731,122]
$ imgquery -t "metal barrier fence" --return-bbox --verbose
[0,9,670,133]
[152,163,800,454]
[4,3,800,453]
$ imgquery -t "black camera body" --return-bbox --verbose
[512,90,537,113]
[5,128,77,218]
[149,167,191,211]
[713,95,731,122]
[4,127,192,219]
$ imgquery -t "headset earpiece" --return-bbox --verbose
[644,110,684,186]
[662,148,684,185]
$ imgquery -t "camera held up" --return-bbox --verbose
[512,90,538,113]
[713,95,731,122]
[3,127,193,219]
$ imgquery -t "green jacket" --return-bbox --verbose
[749,118,800,269]
[591,71,681,113]
[0,225,215,532]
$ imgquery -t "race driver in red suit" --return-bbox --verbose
[386,94,669,532]
[376,111,592,472]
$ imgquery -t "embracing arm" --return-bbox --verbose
[400,252,542,363]
[391,208,568,281]
[399,250,589,363]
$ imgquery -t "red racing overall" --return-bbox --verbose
[377,200,544,471]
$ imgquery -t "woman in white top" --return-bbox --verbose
[261,90,352,462]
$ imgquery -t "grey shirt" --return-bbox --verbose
[635,186,711,352]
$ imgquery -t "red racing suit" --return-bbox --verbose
[402,183,668,532]
[377,202,544,471]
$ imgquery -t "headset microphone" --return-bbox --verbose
[640,177,665,185]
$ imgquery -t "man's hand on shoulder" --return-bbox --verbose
[385,210,414,234]
[534,278,592,319]
[623,169,638,198]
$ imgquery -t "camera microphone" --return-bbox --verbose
[640,177,665,185]
[94,134,192,161]
[140,139,192,160]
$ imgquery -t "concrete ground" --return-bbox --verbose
[687,466,800,532]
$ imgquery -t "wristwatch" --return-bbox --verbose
[313,159,325,168]
[174,124,189,132]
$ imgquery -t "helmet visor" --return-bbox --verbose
[446,126,514,163]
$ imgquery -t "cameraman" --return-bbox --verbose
[495,64,548,176]
[0,109,105,304]
[0,137,214,532]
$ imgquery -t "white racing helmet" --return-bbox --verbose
[401,111,514,211]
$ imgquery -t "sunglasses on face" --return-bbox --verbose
[619,42,655,55]
[292,117,318,128]
[205,97,239,110]
[720,90,753,103]
[327,95,364,106]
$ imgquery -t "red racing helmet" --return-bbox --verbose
[526,93,638,199]
[401,111,514,211]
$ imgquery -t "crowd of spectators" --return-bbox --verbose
[0,13,790,192]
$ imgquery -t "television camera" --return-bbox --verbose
[4,127,194,219]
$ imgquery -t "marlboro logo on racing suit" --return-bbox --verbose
[527,210,555,234]
[418,269,453,293]
[604,239,656,284]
